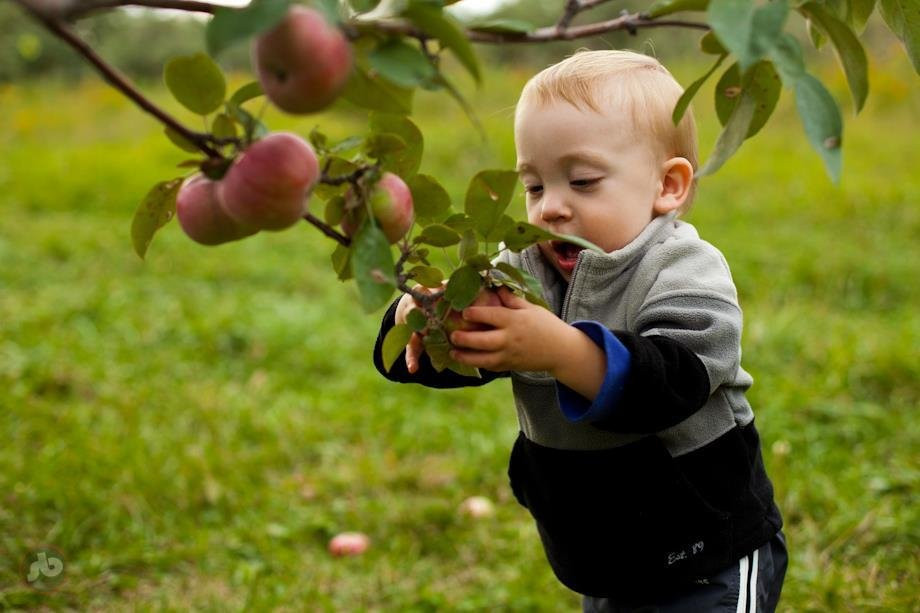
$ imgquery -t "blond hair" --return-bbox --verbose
[516,49,698,210]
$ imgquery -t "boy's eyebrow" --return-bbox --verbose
[516,152,609,174]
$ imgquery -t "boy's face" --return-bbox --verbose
[515,97,665,281]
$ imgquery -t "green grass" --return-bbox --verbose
[1,53,918,611]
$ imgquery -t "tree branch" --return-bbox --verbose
[365,12,708,43]
[13,0,223,159]
[64,0,219,18]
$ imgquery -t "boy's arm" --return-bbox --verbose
[373,297,507,388]
[554,323,711,433]
[452,291,725,434]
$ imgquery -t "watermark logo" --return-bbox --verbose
[22,546,66,591]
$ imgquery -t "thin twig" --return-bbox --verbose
[557,0,582,32]
[303,212,351,246]
[13,0,223,159]
[320,167,370,187]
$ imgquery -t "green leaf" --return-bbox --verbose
[369,113,423,177]
[714,61,781,138]
[698,83,757,177]
[225,102,269,142]
[331,243,353,281]
[211,113,237,140]
[847,0,877,32]
[482,214,515,242]
[646,0,709,18]
[415,223,461,247]
[700,31,727,55]
[352,222,396,312]
[341,63,414,115]
[443,213,476,232]
[801,2,869,111]
[464,18,534,33]
[228,81,264,106]
[381,324,412,372]
[163,127,199,153]
[131,178,182,259]
[708,0,788,71]
[466,254,493,271]
[501,222,603,253]
[458,229,478,261]
[408,265,445,288]
[369,38,437,88]
[364,133,407,161]
[794,73,843,183]
[351,0,382,13]
[447,360,481,378]
[464,170,518,239]
[206,0,290,57]
[422,328,451,372]
[494,261,527,286]
[407,308,428,332]
[402,1,481,83]
[407,174,451,221]
[444,265,482,310]
[879,0,918,68]
[328,135,364,154]
[163,53,227,115]
[673,53,726,125]
[767,33,806,85]
[324,195,346,225]
[807,18,827,49]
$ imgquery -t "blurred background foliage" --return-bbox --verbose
[1,0,918,610]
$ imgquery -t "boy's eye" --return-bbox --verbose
[570,178,600,188]
[525,184,543,195]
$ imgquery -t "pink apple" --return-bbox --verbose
[218,132,319,231]
[342,172,414,244]
[328,531,370,557]
[444,289,502,335]
[253,6,353,114]
[176,174,258,245]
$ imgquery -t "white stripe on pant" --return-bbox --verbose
[736,555,749,613]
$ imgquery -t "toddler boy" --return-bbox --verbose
[374,50,786,612]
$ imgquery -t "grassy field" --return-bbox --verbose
[1,48,918,611]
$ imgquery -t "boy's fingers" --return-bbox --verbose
[451,348,502,370]
[497,287,529,308]
[462,306,508,327]
[406,332,424,373]
[450,329,504,351]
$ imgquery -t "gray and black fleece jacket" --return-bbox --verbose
[373,213,783,599]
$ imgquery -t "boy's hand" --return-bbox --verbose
[394,287,438,374]
[449,288,607,400]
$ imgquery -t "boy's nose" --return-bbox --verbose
[540,194,572,223]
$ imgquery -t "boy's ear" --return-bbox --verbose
[653,157,694,215]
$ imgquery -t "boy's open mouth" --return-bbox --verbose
[549,240,584,273]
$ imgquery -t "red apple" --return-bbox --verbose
[444,289,502,335]
[252,6,353,114]
[218,132,319,231]
[176,174,258,245]
[342,172,414,244]
[328,532,370,557]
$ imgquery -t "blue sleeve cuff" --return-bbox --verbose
[556,321,632,423]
